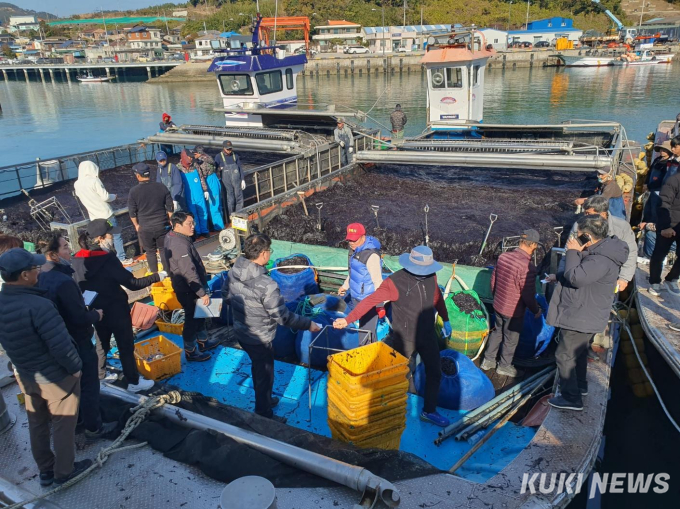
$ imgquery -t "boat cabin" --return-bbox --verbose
[421,30,495,129]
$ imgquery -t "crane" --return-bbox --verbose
[590,0,637,42]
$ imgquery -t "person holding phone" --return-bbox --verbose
[546,215,627,411]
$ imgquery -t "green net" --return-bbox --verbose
[436,290,489,356]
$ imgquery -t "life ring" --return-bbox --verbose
[432,71,444,86]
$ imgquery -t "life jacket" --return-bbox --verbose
[348,236,382,301]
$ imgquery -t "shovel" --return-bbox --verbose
[478,213,498,256]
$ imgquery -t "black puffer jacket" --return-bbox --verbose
[226,256,311,345]
[38,262,100,352]
[657,171,680,231]
[164,231,208,297]
[71,249,159,315]
[0,284,82,384]
[547,236,628,334]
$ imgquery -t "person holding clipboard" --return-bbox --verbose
[164,211,220,362]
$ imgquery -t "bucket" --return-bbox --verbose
[220,476,276,509]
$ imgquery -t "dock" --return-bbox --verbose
[0,62,182,82]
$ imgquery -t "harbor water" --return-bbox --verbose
[2,63,680,166]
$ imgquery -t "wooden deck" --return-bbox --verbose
[634,265,680,377]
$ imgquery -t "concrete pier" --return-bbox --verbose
[1,69,7,80]
[48,69,54,81]
[23,69,29,81]
[65,69,71,83]
[106,67,111,78]
[39,69,45,82]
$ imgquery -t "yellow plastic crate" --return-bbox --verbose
[327,382,408,419]
[151,279,182,311]
[328,411,406,440]
[327,342,409,397]
[327,398,406,427]
[329,420,405,450]
[134,335,182,381]
[155,319,184,335]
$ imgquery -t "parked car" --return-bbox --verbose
[534,41,550,48]
[344,45,369,54]
[396,46,408,53]
[294,47,318,56]
[102,57,116,63]
[511,41,532,49]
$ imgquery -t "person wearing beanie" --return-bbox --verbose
[155,151,185,211]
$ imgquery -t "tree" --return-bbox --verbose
[2,44,16,59]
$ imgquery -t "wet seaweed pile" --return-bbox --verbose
[452,292,483,315]
[441,357,458,376]
[264,164,590,267]
[274,255,310,274]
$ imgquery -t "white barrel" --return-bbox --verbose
[220,476,276,509]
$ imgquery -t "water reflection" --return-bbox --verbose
[2,64,678,165]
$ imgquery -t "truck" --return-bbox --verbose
[591,0,637,43]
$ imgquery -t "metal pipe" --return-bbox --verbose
[435,365,554,445]
[355,150,612,171]
[100,385,400,507]
[146,134,297,153]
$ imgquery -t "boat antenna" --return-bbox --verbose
[273,0,279,48]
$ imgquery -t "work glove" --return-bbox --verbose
[340,141,345,148]
[443,321,452,339]
[241,180,246,190]
[348,147,354,154]
[204,191,210,202]
[158,271,168,281]
[376,306,386,319]
[173,200,179,211]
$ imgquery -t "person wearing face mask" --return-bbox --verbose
[574,170,625,220]
[71,219,164,393]
[38,234,116,440]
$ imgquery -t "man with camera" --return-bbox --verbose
[546,215,627,411]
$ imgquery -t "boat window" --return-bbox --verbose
[472,65,480,86]
[285,68,294,90]
[446,67,463,88]
[218,74,254,96]
[431,69,446,89]
[255,70,283,95]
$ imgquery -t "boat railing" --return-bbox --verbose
[0,142,160,202]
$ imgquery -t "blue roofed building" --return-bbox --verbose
[508,17,582,45]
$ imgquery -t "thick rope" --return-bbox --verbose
[5,391,182,509]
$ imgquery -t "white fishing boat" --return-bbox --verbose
[77,71,115,83]
[612,46,674,66]
[556,53,617,67]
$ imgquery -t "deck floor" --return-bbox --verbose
[131,331,537,481]
[634,265,680,377]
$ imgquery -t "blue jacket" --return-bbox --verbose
[349,236,382,301]
[156,162,184,202]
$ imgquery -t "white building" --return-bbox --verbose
[363,24,451,53]
[312,20,362,51]
[127,26,163,51]
[508,17,582,45]
[9,16,40,33]
[479,28,508,51]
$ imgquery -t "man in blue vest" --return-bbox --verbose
[215,140,245,222]
[338,223,383,343]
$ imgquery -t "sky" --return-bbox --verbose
[17,1,182,18]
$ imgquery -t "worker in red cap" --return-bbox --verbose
[338,223,383,343]
[159,113,177,155]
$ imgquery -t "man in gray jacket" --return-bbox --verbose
[164,211,219,362]
[547,215,627,411]
[0,248,91,486]
[334,118,354,167]
[227,234,320,423]
[568,195,636,292]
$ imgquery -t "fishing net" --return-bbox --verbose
[438,290,489,357]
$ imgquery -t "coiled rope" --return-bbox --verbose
[4,391,182,509]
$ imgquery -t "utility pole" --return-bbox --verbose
[639,1,649,27]
[163,10,170,36]
[525,0,530,30]
[403,0,406,27]
[420,6,423,26]
[382,5,385,55]
[101,7,109,46]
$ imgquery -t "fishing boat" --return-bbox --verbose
[612,44,674,66]
[0,24,640,509]
[555,53,618,67]
[77,71,115,83]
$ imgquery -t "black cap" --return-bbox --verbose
[133,162,151,177]
[222,140,233,149]
[87,218,121,238]
[193,145,206,155]
[521,229,540,243]
[0,248,46,273]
